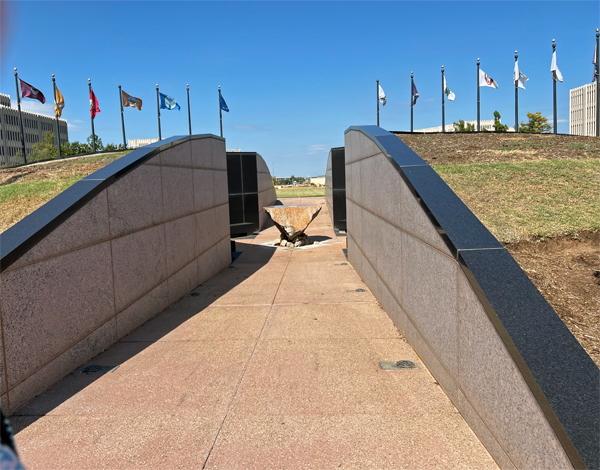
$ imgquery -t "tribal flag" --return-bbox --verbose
[378,84,386,106]
[479,69,498,88]
[514,60,529,89]
[443,75,455,101]
[412,82,419,105]
[54,86,65,117]
[19,79,46,103]
[551,50,563,83]
[220,94,229,112]
[593,42,598,83]
[159,93,180,111]
[90,86,100,119]
[122,90,142,110]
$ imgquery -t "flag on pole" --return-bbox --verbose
[220,94,229,112]
[443,76,455,101]
[514,60,529,89]
[378,84,386,106]
[593,42,598,83]
[478,69,498,88]
[90,86,100,119]
[412,82,419,105]
[54,86,65,117]
[159,93,180,110]
[19,79,46,103]
[551,50,563,82]
[122,90,143,110]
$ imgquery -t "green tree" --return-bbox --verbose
[87,134,104,152]
[453,120,475,132]
[28,131,58,162]
[493,111,509,132]
[519,112,551,133]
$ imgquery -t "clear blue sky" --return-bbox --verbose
[1,1,597,176]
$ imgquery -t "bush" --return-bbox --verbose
[454,120,475,132]
[493,111,509,133]
[28,131,58,162]
[519,112,551,133]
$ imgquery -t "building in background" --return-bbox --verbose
[128,138,158,149]
[415,119,514,133]
[0,93,68,165]
[309,175,326,186]
[569,83,597,136]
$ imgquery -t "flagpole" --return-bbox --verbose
[187,84,192,135]
[13,68,27,164]
[515,51,519,133]
[441,66,445,133]
[477,59,481,132]
[219,86,223,138]
[552,40,557,134]
[156,84,162,141]
[376,79,380,127]
[119,85,127,148]
[410,72,414,133]
[594,28,600,137]
[88,79,97,153]
[52,74,62,158]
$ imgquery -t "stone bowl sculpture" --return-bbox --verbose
[264,205,321,247]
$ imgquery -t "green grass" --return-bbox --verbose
[276,187,325,198]
[433,158,600,242]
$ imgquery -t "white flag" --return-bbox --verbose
[479,68,498,88]
[514,60,529,89]
[378,84,386,106]
[551,50,563,82]
[443,75,455,101]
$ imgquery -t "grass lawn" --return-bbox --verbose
[433,158,600,243]
[276,187,325,198]
[0,152,129,232]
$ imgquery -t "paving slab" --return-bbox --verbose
[13,196,498,470]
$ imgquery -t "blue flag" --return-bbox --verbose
[159,93,180,111]
[220,94,229,112]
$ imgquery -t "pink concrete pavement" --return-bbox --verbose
[12,197,498,470]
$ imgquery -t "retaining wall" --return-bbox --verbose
[0,135,231,415]
[343,125,599,470]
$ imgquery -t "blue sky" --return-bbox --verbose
[1,1,597,176]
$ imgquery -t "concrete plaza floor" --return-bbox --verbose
[11,197,498,469]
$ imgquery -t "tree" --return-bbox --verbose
[519,112,551,133]
[493,111,508,133]
[28,131,58,162]
[87,134,104,152]
[453,120,475,132]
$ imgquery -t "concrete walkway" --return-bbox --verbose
[12,198,498,470]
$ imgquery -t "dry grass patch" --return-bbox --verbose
[276,187,325,198]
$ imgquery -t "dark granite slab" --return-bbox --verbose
[460,246,599,470]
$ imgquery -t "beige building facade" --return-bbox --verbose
[569,82,597,136]
[0,93,68,165]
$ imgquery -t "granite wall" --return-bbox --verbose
[0,135,231,415]
[344,126,599,470]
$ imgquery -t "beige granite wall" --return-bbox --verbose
[0,136,231,415]
[344,129,575,470]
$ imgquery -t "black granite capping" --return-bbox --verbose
[1,134,224,272]
[329,147,346,232]
[345,125,599,470]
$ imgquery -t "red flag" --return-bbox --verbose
[90,87,100,119]
[19,79,46,104]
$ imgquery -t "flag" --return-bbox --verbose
[90,86,100,119]
[514,60,529,89]
[159,92,180,111]
[479,69,498,88]
[443,76,455,101]
[593,42,598,83]
[220,94,229,112]
[19,79,46,103]
[54,86,65,117]
[122,90,142,110]
[378,84,386,106]
[551,50,563,83]
[412,81,419,105]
